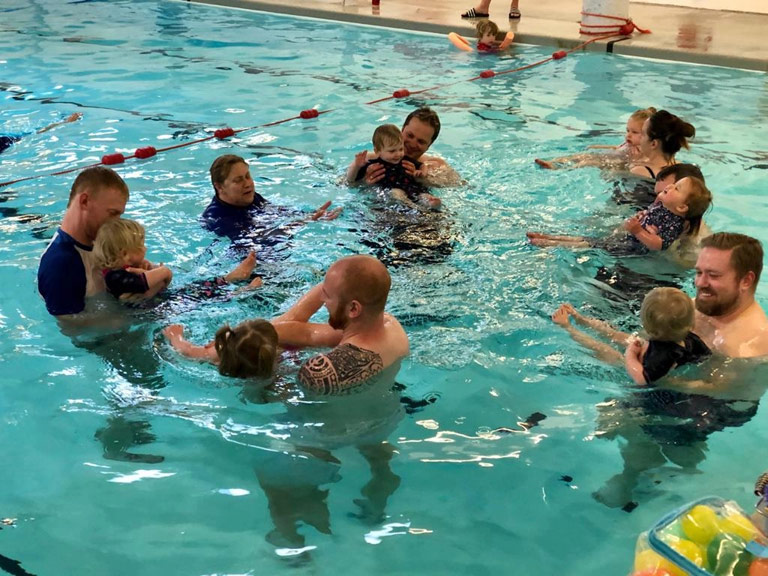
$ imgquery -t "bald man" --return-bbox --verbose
[293,255,409,393]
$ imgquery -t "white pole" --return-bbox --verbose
[580,0,629,35]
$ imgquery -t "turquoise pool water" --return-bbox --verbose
[1,1,767,574]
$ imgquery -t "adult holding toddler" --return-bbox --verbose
[528,176,712,254]
[355,107,461,190]
[38,166,129,318]
[347,124,441,211]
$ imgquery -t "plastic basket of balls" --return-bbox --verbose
[630,496,768,576]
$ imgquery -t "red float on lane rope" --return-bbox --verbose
[214,127,235,139]
[552,50,567,60]
[102,153,125,165]
[393,89,410,98]
[134,146,157,159]
[300,109,319,119]
[479,70,496,78]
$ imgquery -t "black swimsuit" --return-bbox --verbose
[356,157,428,202]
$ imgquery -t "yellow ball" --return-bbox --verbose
[635,549,685,576]
[681,505,721,545]
[670,538,706,569]
[719,513,759,542]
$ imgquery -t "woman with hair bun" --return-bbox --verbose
[630,110,696,179]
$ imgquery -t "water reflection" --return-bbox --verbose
[592,358,768,510]
[249,363,405,552]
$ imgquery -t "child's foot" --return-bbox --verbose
[551,305,572,326]
[419,194,442,211]
[509,8,521,19]
[223,250,256,283]
[534,158,555,169]
[461,7,490,18]
[246,276,263,290]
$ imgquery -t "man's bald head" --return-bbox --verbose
[329,255,391,315]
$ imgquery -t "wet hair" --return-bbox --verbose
[403,107,441,144]
[700,233,763,288]
[209,154,247,195]
[214,319,278,379]
[641,287,695,342]
[93,218,145,269]
[68,166,129,206]
[476,20,500,39]
[679,176,712,237]
[335,255,391,315]
[372,124,402,152]
[645,110,696,158]
[656,163,704,184]
[628,107,657,124]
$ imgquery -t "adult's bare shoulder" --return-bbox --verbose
[420,156,462,188]
[298,344,384,394]
[384,313,410,358]
[696,304,768,359]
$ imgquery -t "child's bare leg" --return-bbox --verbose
[223,250,256,283]
[563,303,631,346]
[390,188,426,212]
[535,153,593,170]
[526,231,590,247]
[552,305,623,364]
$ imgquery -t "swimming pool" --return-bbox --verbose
[1,1,767,574]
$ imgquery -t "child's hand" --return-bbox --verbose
[623,214,643,234]
[163,324,185,343]
[353,150,369,169]
[624,337,644,361]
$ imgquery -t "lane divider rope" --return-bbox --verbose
[0,30,644,189]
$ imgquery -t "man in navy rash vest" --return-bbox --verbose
[38,166,129,317]
[201,154,341,247]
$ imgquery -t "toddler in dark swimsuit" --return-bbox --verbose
[552,286,711,384]
[347,123,441,211]
[94,218,173,300]
[528,176,712,255]
[94,218,260,302]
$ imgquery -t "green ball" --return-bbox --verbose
[706,533,753,576]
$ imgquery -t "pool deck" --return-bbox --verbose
[191,0,767,71]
